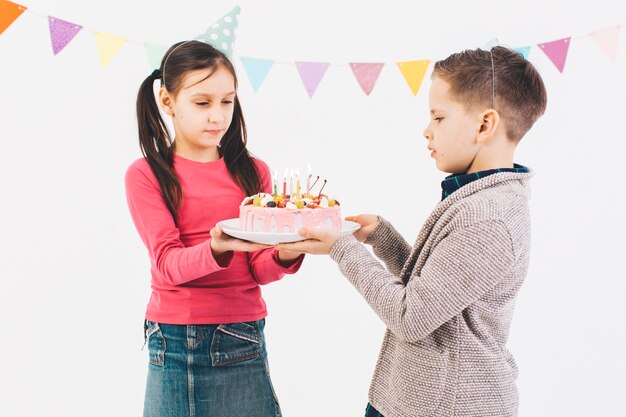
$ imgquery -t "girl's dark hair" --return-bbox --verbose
[136,40,261,221]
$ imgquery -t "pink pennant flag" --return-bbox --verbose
[589,26,620,61]
[48,16,82,55]
[538,37,571,73]
[349,63,384,95]
[295,61,330,98]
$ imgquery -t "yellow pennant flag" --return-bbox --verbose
[94,31,127,68]
[397,60,430,96]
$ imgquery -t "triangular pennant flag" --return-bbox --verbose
[538,37,571,73]
[240,57,274,93]
[0,0,26,35]
[481,37,500,50]
[94,32,127,68]
[513,46,532,60]
[195,6,241,57]
[48,16,82,55]
[349,63,384,95]
[295,61,330,98]
[145,43,169,69]
[589,26,620,61]
[396,60,430,96]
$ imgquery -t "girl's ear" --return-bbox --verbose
[158,87,174,116]
[477,109,500,143]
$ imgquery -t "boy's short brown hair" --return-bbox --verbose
[433,46,547,142]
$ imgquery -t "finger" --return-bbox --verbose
[298,227,327,240]
[276,241,311,253]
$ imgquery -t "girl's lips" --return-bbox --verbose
[206,129,223,135]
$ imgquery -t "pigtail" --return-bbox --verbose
[136,72,182,221]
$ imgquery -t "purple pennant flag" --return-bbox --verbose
[295,61,330,98]
[48,16,82,55]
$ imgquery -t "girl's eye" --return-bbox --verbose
[196,102,209,106]
[222,101,233,104]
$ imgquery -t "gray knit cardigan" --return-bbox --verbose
[329,171,533,417]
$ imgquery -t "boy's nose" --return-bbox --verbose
[423,127,431,140]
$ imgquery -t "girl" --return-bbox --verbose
[125,40,303,417]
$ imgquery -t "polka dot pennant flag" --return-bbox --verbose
[396,60,430,96]
[195,6,240,57]
[349,63,384,95]
[48,16,82,55]
[538,37,571,73]
[0,0,26,35]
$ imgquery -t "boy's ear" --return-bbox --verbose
[158,87,174,116]
[477,109,500,143]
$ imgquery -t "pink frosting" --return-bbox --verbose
[239,205,341,233]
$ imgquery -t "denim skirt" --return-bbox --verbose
[143,319,281,417]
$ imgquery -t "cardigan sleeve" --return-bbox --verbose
[365,217,413,276]
[329,220,515,342]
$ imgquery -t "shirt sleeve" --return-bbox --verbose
[247,158,304,285]
[125,160,231,286]
[329,220,515,342]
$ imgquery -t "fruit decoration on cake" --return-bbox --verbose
[239,168,341,233]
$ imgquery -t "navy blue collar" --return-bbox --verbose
[441,164,529,200]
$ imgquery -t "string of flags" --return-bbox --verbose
[0,0,622,98]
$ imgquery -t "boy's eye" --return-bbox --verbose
[434,117,444,122]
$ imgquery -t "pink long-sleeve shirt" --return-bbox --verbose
[125,154,303,324]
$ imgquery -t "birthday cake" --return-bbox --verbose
[239,191,341,233]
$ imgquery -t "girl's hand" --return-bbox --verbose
[275,228,342,255]
[345,214,380,242]
[210,224,272,256]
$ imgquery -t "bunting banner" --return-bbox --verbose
[0,0,26,35]
[295,61,330,97]
[0,2,623,97]
[349,63,384,95]
[48,16,82,55]
[538,37,571,73]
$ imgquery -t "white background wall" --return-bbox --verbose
[1,1,625,416]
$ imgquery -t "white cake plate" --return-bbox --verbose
[218,218,361,245]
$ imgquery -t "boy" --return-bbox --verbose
[277,46,547,417]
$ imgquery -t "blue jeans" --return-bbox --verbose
[143,319,281,417]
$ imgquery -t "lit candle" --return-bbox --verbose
[289,169,294,196]
[296,168,301,196]
[283,168,287,197]
[306,162,311,197]
[273,170,278,197]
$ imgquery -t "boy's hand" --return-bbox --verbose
[210,223,273,256]
[275,228,342,255]
[345,214,380,242]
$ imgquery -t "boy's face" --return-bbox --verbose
[423,77,483,174]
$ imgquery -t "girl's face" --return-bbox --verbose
[162,66,236,161]
[423,77,483,174]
